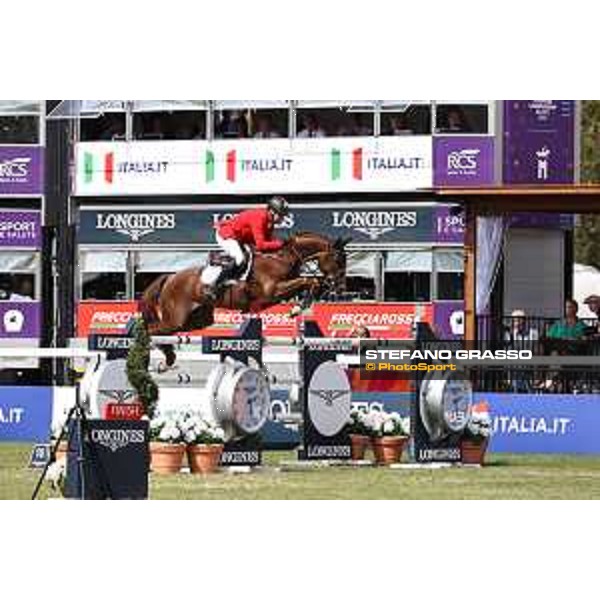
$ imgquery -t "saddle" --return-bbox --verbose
[207,248,253,284]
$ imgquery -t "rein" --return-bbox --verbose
[287,239,334,274]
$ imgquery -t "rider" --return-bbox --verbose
[203,196,290,299]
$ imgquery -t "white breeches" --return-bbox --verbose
[201,234,247,286]
[216,233,246,267]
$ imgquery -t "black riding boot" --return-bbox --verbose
[205,263,238,302]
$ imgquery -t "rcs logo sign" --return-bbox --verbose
[447,149,481,175]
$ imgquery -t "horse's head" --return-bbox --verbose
[287,232,351,295]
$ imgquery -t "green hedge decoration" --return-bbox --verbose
[126,318,159,418]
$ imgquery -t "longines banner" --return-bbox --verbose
[74,138,433,195]
[77,204,463,245]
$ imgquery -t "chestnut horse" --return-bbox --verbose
[139,232,349,367]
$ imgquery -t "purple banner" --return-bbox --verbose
[434,136,495,187]
[503,101,575,184]
[0,146,44,195]
[509,213,574,229]
[434,206,465,243]
[434,302,465,340]
[0,302,41,339]
[0,211,41,248]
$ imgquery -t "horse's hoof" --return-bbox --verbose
[157,361,170,374]
[289,306,302,318]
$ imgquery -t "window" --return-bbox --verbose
[380,101,432,136]
[385,251,432,302]
[214,101,289,139]
[134,110,207,140]
[346,252,377,301]
[80,113,126,141]
[435,251,464,301]
[296,101,376,137]
[134,251,207,299]
[435,103,490,134]
[80,251,127,301]
[0,116,39,144]
[0,252,39,301]
[0,101,41,144]
[0,274,36,301]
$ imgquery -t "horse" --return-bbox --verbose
[138,232,350,368]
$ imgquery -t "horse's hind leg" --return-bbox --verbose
[183,304,214,332]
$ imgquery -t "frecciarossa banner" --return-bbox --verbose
[77,302,434,340]
[74,138,433,195]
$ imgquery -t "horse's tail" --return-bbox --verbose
[138,274,170,326]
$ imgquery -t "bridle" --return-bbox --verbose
[286,237,346,293]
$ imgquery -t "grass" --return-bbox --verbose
[2,444,600,500]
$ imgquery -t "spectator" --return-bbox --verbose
[442,109,469,133]
[389,114,414,136]
[0,275,32,301]
[297,114,326,138]
[144,115,165,140]
[338,114,371,137]
[584,295,600,319]
[504,310,539,345]
[504,310,538,393]
[100,117,125,141]
[583,295,600,355]
[217,111,248,139]
[253,114,281,139]
[547,299,588,342]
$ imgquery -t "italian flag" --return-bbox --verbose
[84,152,114,184]
[330,148,364,181]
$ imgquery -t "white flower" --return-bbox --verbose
[383,421,395,435]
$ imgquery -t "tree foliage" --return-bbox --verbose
[575,101,600,269]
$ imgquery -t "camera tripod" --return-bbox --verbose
[32,386,113,501]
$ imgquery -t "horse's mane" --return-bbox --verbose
[285,231,351,251]
[285,231,330,246]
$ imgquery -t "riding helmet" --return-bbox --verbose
[268,196,290,217]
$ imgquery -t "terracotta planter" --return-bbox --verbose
[461,439,489,466]
[349,435,371,461]
[372,436,408,466]
[187,445,225,475]
[150,443,186,475]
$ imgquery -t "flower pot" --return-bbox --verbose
[187,445,225,475]
[460,439,489,466]
[372,436,408,466]
[150,443,186,475]
[349,435,371,461]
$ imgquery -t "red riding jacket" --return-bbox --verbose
[217,208,284,252]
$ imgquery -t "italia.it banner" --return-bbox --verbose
[74,138,433,195]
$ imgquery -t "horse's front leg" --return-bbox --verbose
[270,277,321,304]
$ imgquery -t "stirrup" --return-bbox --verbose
[204,286,218,302]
